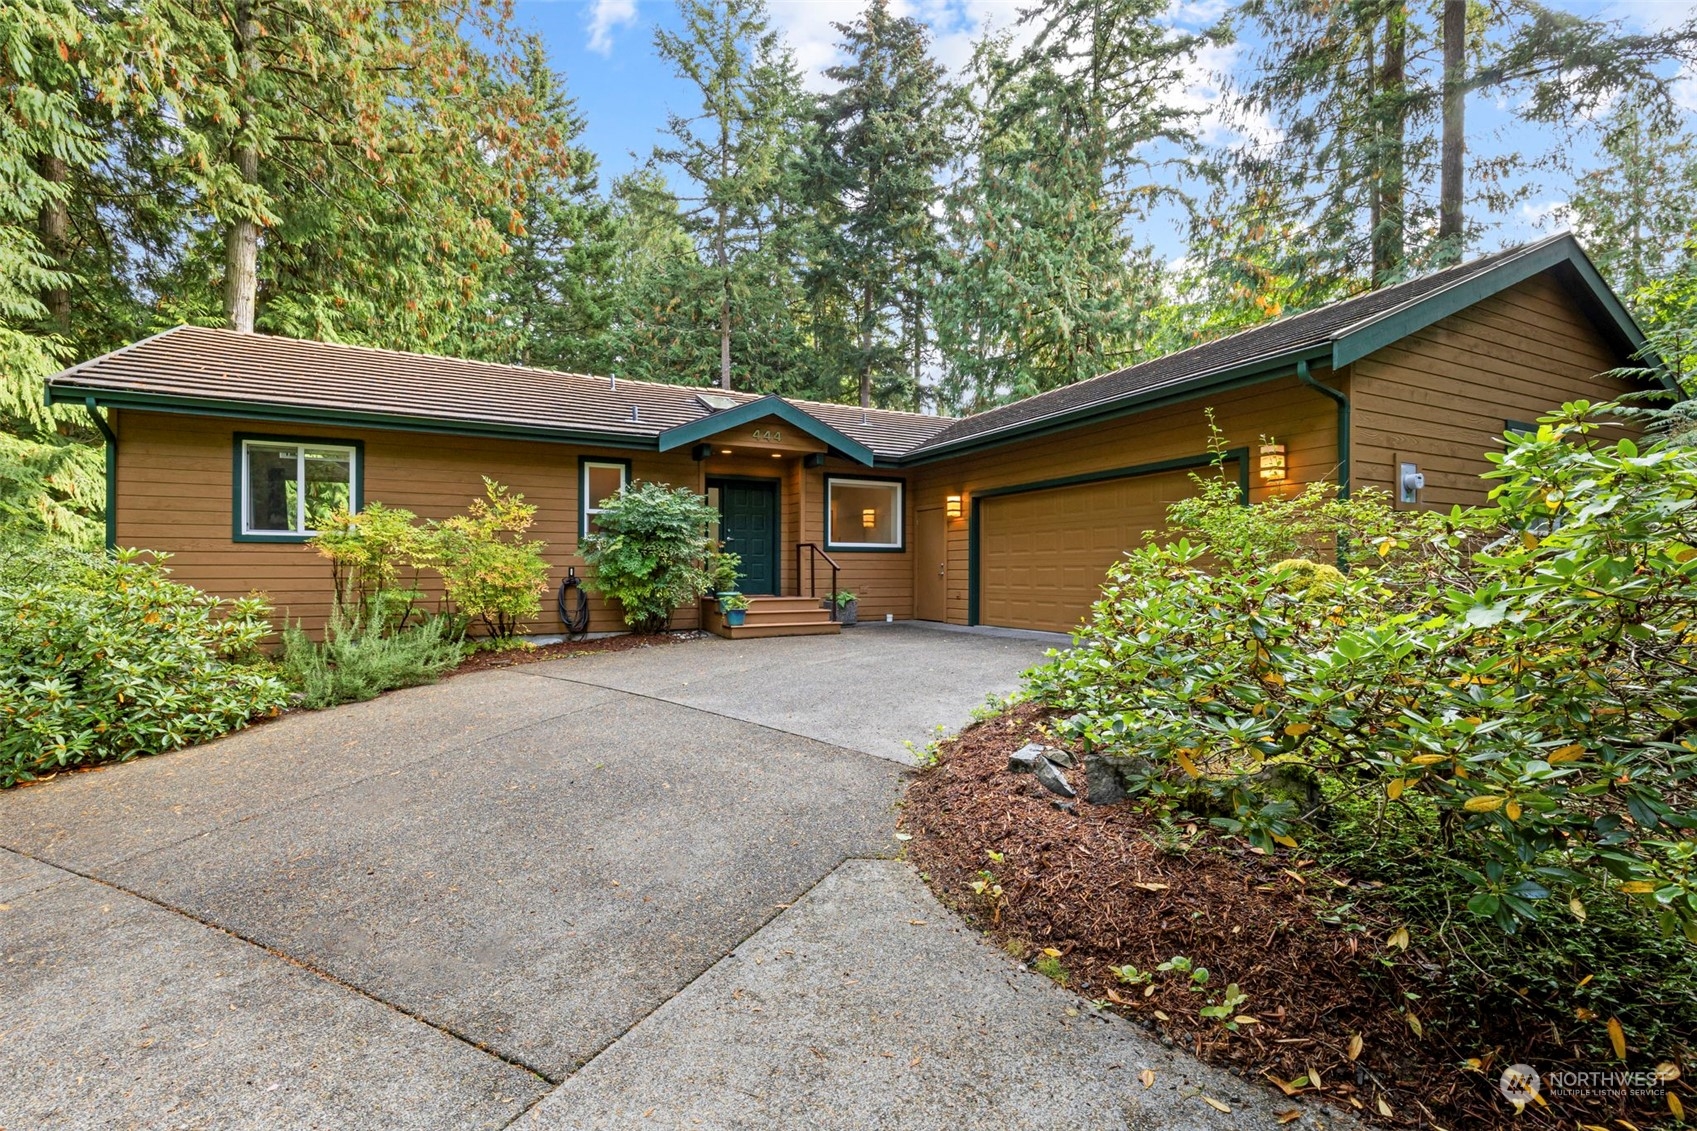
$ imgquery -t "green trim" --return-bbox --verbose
[1330,235,1664,381]
[899,358,1325,466]
[51,386,660,451]
[707,475,782,595]
[579,455,633,539]
[1295,359,1350,500]
[84,397,116,553]
[232,432,365,543]
[823,473,908,553]
[966,448,1248,628]
[656,395,877,466]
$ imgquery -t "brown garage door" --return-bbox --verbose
[978,469,1198,632]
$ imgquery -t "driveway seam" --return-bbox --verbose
[507,667,924,769]
[1,684,629,875]
[492,852,897,1131]
[0,842,561,1086]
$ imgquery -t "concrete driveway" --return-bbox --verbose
[0,624,1347,1130]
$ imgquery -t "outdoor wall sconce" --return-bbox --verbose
[862,507,877,528]
[945,494,962,519]
[1259,441,1287,482]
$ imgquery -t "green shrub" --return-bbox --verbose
[426,479,550,637]
[278,600,464,710]
[580,481,717,632]
[0,547,288,786]
[310,501,428,626]
[310,479,550,638]
[1033,403,1697,939]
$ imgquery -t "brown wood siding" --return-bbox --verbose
[114,412,702,636]
[911,373,1344,627]
[1349,273,1637,509]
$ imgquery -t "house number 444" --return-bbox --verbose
[751,428,783,443]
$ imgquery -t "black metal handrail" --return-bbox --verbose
[796,543,842,622]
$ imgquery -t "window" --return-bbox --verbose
[826,476,903,550]
[581,459,630,535]
[237,438,359,540]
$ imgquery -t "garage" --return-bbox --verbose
[977,468,1200,633]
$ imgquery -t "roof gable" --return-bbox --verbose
[656,395,876,465]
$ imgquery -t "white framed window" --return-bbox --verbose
[238,437,359,541]
[581,458,630,535]
[826,476,904,551]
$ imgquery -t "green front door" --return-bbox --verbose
[712,478,779,595]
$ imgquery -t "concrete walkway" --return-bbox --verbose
[0,626,1350,1130]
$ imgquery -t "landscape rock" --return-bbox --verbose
[1031,757,1076,799]
[1007,743,1046,774]
[1084,752,1127,805]
[1041,746,1075,768]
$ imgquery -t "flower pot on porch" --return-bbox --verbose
[836,598,858,626]
[725,608,747,627]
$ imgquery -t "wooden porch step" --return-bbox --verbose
[703,597,841,639]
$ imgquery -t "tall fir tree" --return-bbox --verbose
[647,0,808,391]
[807,0,956,409]
[935,4,1204,409]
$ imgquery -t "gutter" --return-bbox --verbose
[84,396,117,552]
[1295,360,1349,500]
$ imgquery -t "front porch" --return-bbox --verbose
[701,594,841,639]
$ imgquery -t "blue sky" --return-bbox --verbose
[510,0,1697,263]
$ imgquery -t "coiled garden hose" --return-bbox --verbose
[557,569,590,639]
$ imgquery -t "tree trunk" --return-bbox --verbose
[719,288,732,390]
[223,1,261,333]
[1372,4,1407,286]
[1438,0,1466,257]
[36,154,70,332]
[859,283,874,408]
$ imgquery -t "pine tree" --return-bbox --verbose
[649,0,807,391]
[478,38,616,371]
[1568,91,1697,309]
[808,0,956,409]
[935,6,1203,408]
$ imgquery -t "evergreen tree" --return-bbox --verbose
[808,0,956,409]
[1567,91,1697,308]
[478,38,616,371]
[935,6,1203,408]
[648,0,807,391]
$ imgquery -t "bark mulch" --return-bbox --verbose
[900,704,1683,1131]
[448,630,705,677]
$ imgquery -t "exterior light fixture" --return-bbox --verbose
[770,452,782,459]
[945,494,962,519]
[862,507,877,528]
[1259,442,1287,482]
[720,448,733,454]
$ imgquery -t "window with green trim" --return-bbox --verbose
[581,460,629,534]
[240,439,358,538]
[827,476,903,550]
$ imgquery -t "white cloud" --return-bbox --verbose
[766,0,1026,91]
[588,0,638,55]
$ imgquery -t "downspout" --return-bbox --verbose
[84,396,116,552]
[1295,359,1350,500]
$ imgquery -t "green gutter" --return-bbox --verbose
[84,396,117,552]
[1295,360,1349,500]
[49,386,662,452]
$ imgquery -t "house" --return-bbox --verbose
[44,233,1670,637]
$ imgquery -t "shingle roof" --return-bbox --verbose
[45,325,951,461]
[47,234,1647,464]
[904,232,1645,459]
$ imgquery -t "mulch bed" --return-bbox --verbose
[447,630,705,677]
[900,705,1686,1130]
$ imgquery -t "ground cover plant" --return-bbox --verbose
[0,547,288,786]
[907,404,1697,1128]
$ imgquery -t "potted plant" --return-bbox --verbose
[832,590,858,626]
[707,546,742,600]
[720,592,751,627]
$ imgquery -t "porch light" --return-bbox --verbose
[945,494,962,519]
[862,507,877,528]
[720,448,733,454]
[1259,442,1287,482]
